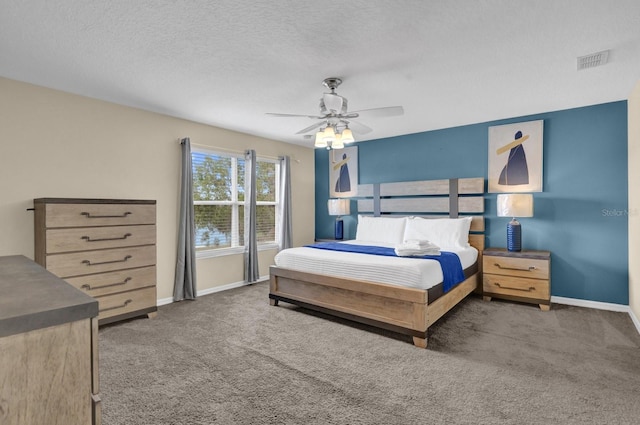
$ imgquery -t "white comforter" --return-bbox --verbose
[274,240,478,290]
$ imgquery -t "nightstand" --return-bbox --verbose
[482,248,551,311]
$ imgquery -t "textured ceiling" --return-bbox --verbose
[2,0,640,147]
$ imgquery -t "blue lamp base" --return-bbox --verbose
[334,218,344,240]
[507,219,522,252]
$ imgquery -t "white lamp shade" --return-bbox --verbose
[327,198,350,216]
[322,126,336,143]
[314,131,327,148]
[341,128,354,143]
[332,133,344,149]
[497,194,533,218]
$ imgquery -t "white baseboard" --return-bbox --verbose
[157,297,174,306]
[630,308,640,335]
[551,296,640,336]
[156,275,269,307]
[551,296,630,312]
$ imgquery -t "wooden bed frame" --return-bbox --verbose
[269,177,485,348]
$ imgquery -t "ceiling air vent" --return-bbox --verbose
[577,50,610,70]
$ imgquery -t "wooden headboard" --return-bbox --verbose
[355,177,485,252]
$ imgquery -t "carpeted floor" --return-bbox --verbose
[99,281,640,425]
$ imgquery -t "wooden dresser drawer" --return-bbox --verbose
[483,255,549,280]
[45,225,157,253]
[46,245,156,278]
[65,266,156,297]
[43,203,156,228]
[483,274,549,300]
[96,286,157,322]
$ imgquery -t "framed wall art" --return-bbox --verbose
[329,146,358,198]
[488,120,544,193]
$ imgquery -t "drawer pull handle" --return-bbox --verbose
[81,233,132,242]
[82,255,132,266]
[81,211,132,219]
[99,299,132,313]
[494,263,536,272]
[81,277,132,290]
[494,282,536,292]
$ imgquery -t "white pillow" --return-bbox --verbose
[355,215,407,244]
[403,216,472,249]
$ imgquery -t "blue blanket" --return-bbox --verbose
[305,242,465,293]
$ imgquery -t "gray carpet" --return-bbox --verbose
[99,281,640,425]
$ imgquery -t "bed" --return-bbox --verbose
[269,177,485,348]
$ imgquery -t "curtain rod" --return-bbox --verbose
[178,138,289,162]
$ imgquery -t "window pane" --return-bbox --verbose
[256,161,276,202]
[256,205,275,242]
[238,206,244,243]
[192,152,232,201]
[194,205,232,249]
[237,159,245,202]
[238,205,275,243]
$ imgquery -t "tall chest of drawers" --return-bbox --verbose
[34,198,157,325]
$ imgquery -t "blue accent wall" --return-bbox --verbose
[315,101,629,305]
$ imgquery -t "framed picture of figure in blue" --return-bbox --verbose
[488,120,544,193]
[329,146,358,198]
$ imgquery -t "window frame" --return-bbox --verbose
[192,147,280,259]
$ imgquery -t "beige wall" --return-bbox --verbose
[0,77,315,301]
[629,79,640,321]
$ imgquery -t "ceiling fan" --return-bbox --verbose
[266,77,404,148]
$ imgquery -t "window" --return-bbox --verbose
[192,149,279,255]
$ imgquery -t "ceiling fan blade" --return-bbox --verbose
[347,120,373,135]
[295,121,325,135]
[266,112,325,119]
[349,106,404,118]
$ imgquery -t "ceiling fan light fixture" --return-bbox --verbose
[341,127,354,144]
[266,77,403,147]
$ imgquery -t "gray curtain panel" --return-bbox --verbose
[174,137,197,301]
[279,155,293,250]
[244,149,260,283]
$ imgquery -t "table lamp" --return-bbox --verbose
[497,194,533,252]
[327,198,350,240]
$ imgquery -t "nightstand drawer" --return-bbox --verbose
[483,255,549,280]
[483,274,550,300]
